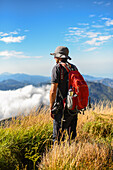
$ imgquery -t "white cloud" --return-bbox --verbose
[0,33,9,36]
[65,36,80,43]
[86,32,101,38]
[97,35,112,41]
[100,17,113,26]
[105,28,113,31]
[24,30,29,32]
[73,30,84,36]
[105,2,111,6]
[10,31,18,35]
[85,38,97,45]
[93,1,103,5]
[0,51,23,59]
[0,36,25,43]
[85,47,98,51]
[85,35,113,46]
[67,26,90,38]
[78,23,89,26]
[0,50,43,59]
[0,29,29,43]
[93,1,111,6]
[69,27,79,30]
[0,32,3,35]
[0,85,50,120]
[0,31,18,37]
[92,25,104,28]
[89,14,95,18]
[101,17,111,21]
[66,16,113,50]
[105,20,113,26]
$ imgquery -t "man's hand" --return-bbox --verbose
[49,83,58,118]
[50,111,55,119]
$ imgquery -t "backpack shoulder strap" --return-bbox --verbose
[59,62,71,73]
[59,63,64,80]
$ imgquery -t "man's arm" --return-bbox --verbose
[49,83,58,110]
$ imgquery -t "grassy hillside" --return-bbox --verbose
[0,102,113,170]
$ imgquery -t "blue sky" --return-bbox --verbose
[0,0,113,78]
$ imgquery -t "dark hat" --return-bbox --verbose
[50,46,71,60]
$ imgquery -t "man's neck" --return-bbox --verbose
[59,60,67,63]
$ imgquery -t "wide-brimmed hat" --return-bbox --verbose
[50,46,71,60]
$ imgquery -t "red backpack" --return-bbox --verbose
[59,62,89,113]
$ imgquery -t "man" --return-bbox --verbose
[49,46,78,143]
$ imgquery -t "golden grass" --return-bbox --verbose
[39,102,113,170]
[0,102,113,170]
[2,106,52,129]
[39,141,113,170]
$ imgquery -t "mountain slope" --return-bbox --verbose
[87,81,113,103]
[95,78,113,88]
[0,79,28,90]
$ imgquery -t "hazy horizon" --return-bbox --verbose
[0,71,113,79]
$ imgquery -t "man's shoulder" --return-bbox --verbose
[52,63,60,70]
[51,64,61,84]
[61,61,78,71]
[52,64,60,74]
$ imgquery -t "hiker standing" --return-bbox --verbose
[49,46,78,143]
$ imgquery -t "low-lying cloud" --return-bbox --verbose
[0,85,51,120]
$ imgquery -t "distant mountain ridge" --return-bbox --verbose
[94,78,113,88]
[0,72,51,85]
[83,75,113,88]
[0,79,28,90]
[83,74,103,81]
[0,72,113,88]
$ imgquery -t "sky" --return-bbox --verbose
[0,0,113,78]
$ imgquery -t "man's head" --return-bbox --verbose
[50,46,71,63]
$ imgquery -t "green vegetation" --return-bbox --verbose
[0,108,53,170]
[0,102,113,170]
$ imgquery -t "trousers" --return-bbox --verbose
[53,108,78,143]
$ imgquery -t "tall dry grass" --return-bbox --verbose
[39,140,112,170]
[0,102,113,170]
[39,102,113,170]
[0,107,53,170]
